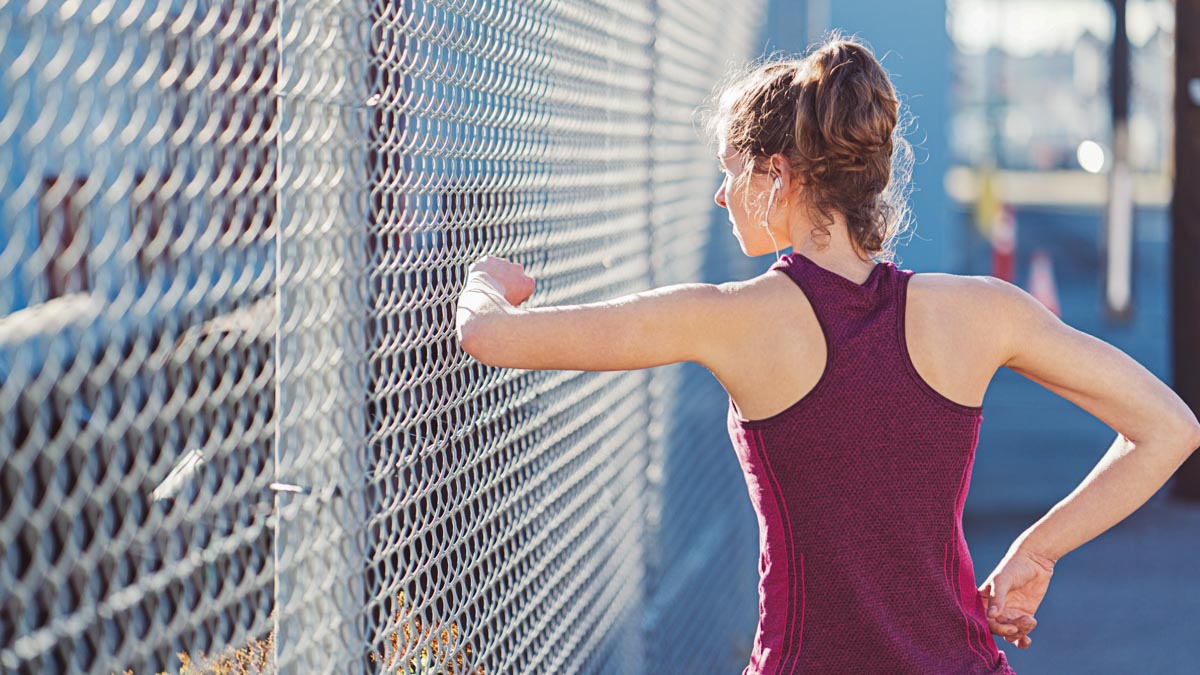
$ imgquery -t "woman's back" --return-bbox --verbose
[718,253,1001,424]
[720,251,1015,674]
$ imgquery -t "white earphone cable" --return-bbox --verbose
[763,176,782,264]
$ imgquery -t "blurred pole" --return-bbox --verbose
[1103,0,1134,322]
[1170,0,1200,501]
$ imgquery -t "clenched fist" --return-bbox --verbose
[465,255,536,307]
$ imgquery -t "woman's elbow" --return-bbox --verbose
[1182,419,1200,455]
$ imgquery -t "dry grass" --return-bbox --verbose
[369,590,485,675]
[120,591,485,674]
[176,627,275,675]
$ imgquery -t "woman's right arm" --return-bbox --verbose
[986,276,1200,564]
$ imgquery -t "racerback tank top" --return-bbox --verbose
[726,251,1015,675]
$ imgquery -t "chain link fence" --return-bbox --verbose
[0,0,766,672]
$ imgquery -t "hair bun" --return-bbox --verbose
[808,41,900,180]
[699,29,915,263]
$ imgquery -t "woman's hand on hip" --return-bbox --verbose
[977,547,1056,649]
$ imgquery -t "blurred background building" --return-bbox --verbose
[949,0,1173,174]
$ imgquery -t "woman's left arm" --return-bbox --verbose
[455,256,734,372]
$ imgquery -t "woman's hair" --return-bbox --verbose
[697,30,916,263]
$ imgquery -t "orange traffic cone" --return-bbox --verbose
[1028,249,1061,317]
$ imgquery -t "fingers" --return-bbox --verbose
[991,613,1037,649]
[1006,634,1032,649]
[985,611,1033,632]
[985,577,1010,619]
[995,613,1036,629]
[998,614,1036,635]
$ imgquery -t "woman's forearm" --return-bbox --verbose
[1012,430,1200,563]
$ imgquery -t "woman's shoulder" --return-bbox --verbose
[907,270,1011,305]
[905,271,1017,318]
[905,271,1028,365]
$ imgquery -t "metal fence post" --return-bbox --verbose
[274,0,372,671]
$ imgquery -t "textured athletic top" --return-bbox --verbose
[726,251,1015,674]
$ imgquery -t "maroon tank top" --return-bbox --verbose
[726,251,1014,674]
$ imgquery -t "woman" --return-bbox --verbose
[455,33,1200,674]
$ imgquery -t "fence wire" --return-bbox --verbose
[0,0,766,672]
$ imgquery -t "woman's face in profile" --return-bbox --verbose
[714,139,770,256]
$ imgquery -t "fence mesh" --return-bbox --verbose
[0,0,765,672]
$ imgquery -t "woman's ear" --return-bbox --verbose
[769,154,796,193]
